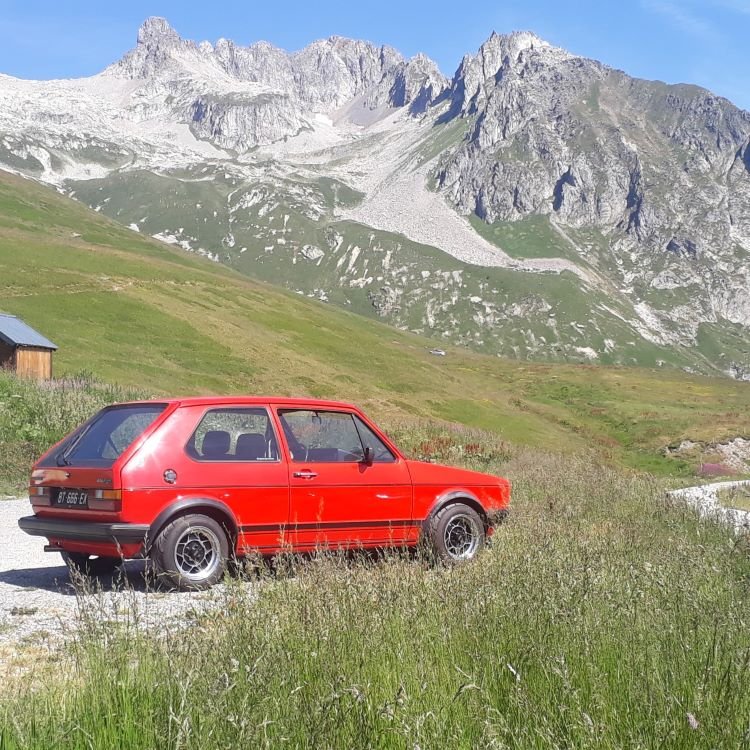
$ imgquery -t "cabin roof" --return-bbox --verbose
[0,314,58,350]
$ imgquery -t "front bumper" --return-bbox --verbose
[18,515,149,544]
[487,508,510,527]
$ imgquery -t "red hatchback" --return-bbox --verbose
[19,398,510,589]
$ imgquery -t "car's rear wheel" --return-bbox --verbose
[61,551,121,578]
[425,503,485,563]
[151,514,229,590]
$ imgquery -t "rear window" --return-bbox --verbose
[53,404,167,467]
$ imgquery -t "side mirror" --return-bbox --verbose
[363,446,374,466]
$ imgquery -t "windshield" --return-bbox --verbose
[54,404,167,467]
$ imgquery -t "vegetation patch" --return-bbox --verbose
[1,447,749,748]
[0,371,148,494]
[2,170,750,485]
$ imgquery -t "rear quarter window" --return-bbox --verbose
[186,408,280,462]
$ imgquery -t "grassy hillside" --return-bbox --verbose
[71,165,714,373]
[1,169,749,476]
[2,171,750,747]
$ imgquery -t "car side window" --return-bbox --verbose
[187,408,279,462]
[278,410,364,463]
[353,416,396,463]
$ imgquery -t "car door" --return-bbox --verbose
[275,407,414,550]
[176,405,290,554]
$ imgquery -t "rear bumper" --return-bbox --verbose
[18,515,149,544]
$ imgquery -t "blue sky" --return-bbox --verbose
[1,0,748,109]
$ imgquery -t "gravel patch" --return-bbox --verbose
[668,480,750,534]
[0,498,239,650]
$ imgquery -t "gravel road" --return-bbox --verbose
[0,498,223,651]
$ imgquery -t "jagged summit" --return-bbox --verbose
[102,17,440,146]
[448,29,573,116]
[136,16,181,46]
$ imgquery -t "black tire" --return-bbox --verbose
[424,503,485,564]
[151,514,229,590]
[61,551,121,578]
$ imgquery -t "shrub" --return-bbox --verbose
[0,371,149,494]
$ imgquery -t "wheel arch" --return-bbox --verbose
[146,498,238,552]
[423,490,489,531]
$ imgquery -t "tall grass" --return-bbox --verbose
[1,447,749,748]
[0,370,149,494]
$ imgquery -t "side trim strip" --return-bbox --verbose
[239,519,414,533]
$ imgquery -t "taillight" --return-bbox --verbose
[29,486,51,507]
[89,489,122,512]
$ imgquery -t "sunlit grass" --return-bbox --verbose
[0,370,149,494]
[717,485,750,512]
[1,170,750,476]
[1,446,749,748]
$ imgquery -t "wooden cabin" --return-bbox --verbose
[0,314,58,380]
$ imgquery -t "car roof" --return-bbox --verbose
[117,396,361,411]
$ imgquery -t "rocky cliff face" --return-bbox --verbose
[435,31,750,337]
[0,18,748,376]
[439,31,750,234]
[104,18,443,150]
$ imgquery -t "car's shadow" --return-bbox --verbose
[0,548,424,596]
[0,561,157,596]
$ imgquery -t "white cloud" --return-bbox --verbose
[641,0,722,42]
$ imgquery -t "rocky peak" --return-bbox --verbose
[450,30,570,115]
[101,17,446,151]
[291,37,404,108]
[106,19,418,113]
[106,16,199,79]
[437,26,750,308]
[136,17,181,47]
[389,54,448,113]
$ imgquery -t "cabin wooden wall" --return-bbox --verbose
[14,347,52,379]
[0,340,14,370]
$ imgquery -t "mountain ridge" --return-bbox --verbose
[1,17,748,378]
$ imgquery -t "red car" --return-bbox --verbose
[19,398,510,589]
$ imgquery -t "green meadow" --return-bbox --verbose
[1,170,749,486]
[1,171,749,748]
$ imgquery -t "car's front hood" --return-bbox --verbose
[405,459,504,488]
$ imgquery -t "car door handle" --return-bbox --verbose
[294,470,318,479]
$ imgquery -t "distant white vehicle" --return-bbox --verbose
[429,348,447,356]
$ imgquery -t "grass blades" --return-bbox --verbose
[1,451,749,748]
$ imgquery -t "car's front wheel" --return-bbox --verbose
[425,503,486,563]
[151,514,229,590]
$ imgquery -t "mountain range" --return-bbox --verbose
[1,17,749,376]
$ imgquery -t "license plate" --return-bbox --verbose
[54,489,89,508]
